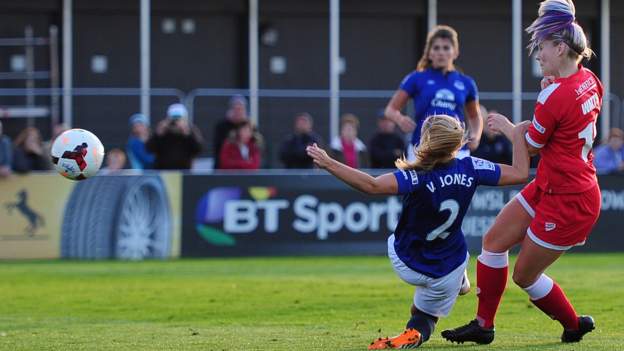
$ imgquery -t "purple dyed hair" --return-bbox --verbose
[526,0,592,60]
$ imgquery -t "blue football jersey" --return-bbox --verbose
[392,156,501,278]
[400,68,479,147]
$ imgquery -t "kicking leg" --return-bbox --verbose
[514,235,595,343]
[368,306,433,350]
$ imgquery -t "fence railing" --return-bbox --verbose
[0,87,621,139]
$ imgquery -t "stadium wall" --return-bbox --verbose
[0,172,183,259]
[1,172,623,260]
[1,0,621,166]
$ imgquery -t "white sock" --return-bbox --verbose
[477,249,509,268]
[523,274,554,300]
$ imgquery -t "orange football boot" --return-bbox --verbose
[368,328,422,349]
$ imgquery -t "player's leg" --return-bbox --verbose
[409,260,466,340]
[370,247,467,349]
[369,305,438,349]
[442,194,532,344]
[513,235,594,342]
[477,196,532,325]
[369,234,431,349]
[514,186,600,343]
[459,269,471,295]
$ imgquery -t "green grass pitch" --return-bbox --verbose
[0,254,622,350]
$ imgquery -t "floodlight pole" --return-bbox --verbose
[249,0,259,126]
[329,0,340,143]
[63,0,73,127]
[428,0,437,31]
[600,0,610,140]
[140,0,151,122]
[512,0,522,124]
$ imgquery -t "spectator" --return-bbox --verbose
[593,127,624,175]
[0,120,12,177]
[126,113,155,169]
[12,127,50,173]
[472,105,512,165]
[330,113,368,168]
[279,112,323,168]
[219,121,261,170]
[100,148,127,174]
[369,109,406,168]
[43,123,69,169]
[43,123,69,151]
[146,103,203,170]
[213,95,249,169]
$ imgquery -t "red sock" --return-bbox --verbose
[476,260,508,328]
[531,283,579,330]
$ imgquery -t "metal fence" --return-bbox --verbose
[0,87,621,167]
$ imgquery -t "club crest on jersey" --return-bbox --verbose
[545,222,556,232]
[454,80,465,90]
[532,116,545,134]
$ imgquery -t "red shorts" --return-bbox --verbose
[516,181,601,250]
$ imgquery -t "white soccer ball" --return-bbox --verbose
[51,128,105,180]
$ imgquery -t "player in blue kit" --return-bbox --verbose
[306,115,530,349]
[385,25,483,160]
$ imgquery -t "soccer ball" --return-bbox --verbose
[51,128,105,180]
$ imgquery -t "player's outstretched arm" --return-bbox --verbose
[306,143,398,195]
[465,100,483,151]
[385,90,416,133]
[498,121,531,185]
[489,112,540,156]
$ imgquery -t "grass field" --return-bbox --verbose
[0,254,623,351]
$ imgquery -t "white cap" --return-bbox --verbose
[167,103,188,119]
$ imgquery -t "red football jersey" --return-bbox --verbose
[526,65,603,194]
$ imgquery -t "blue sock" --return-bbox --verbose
[406,309,438,343]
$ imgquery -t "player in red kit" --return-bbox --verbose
[443,0,601,345]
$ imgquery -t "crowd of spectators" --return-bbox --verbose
[0,121,12,178]
[330,113,368,168]
[126,113,154,170]
[146,103,203,170]
[594,127,624,175]
[471,105,512,165]
[11,127,50,173]
[0,97,621,175]
[279,112,322,169]
[369,109,406,168]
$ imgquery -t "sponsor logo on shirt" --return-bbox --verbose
[532,116,546,134]
[574,77,597,97]
[427,79,435,85]
[545,222,556,232]
[581,93,600,115]
[454,80,465,90]
[409,170,418,185]
[431,89,457,110]
[471,157,495,171]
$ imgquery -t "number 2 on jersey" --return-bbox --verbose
[426,199,459,241]
[578,121,596,162]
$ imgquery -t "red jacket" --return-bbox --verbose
[219,140,261,169]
